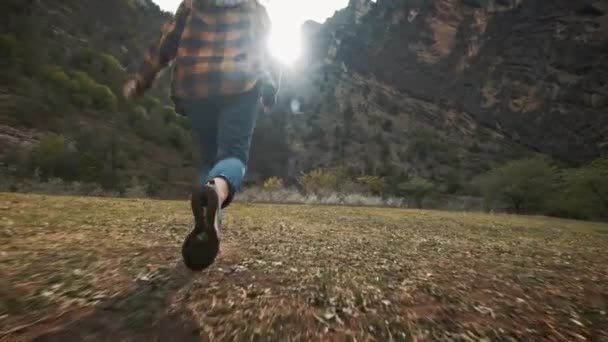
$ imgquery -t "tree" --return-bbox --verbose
[29,134,78,180]
[69,71,117,111]
[439,169,462,194]
[559,158,608,219]
[397,177,435,209]
[357,175,387,195]
[165,124,188,149]
[476,157,556,214]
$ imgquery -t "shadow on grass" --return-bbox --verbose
[30,262,202,342]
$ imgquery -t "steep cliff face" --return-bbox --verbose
[2,0,607,190]
[313,0,608,166]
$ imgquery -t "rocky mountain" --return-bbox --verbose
[1,0,607,195]
[255,0,607,186]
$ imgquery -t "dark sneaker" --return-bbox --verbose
[182,184,222,271]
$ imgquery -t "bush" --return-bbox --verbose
[137,111,165,143]
[0,168,119,197]
[77,152,104,183]
[91,84,118,111]
[142,96,161,112]
[128,106,148,127]
[357,175,386,195]
[124,177,149,198]
[41,64,71,85]
[72,48,125,91]
[40,66,117,111]
[438,169,462,194]
[299,167,349,196]
[263,176,284,191]
[237,186,407,208]
[70,71,117,111]
[158,106,178,124]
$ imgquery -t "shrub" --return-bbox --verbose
[299,167,349,196]
[142,96,161,112]
[0,33,20,59]
[41,65,71,85]
[29,134,78,180]
[128,106,148,127]
[397,176,435,209]
[137,111,165,143]
[237,186,407,208]
[40,66,117,111]
[77,152,104,183]
[439,169,463,194]
[263,176,284,191]
[357,175,387,195]
[72,48,125,91]
[70,71,117,111]
[124,177,149,198]
[159,106,178,124]
[165,124,188,149]
[556,158,608,219]
[91,84,118,111]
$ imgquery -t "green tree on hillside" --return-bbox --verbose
[558,158,608,218]
[476,157,556,214]
[357,175,387,196]
[397,177,435,209]
[30,134,78,180]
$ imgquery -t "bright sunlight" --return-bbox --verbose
[153,0,350,64]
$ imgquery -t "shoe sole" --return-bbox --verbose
[182,185,220,271]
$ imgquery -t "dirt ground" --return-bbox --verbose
[1,193,607,341]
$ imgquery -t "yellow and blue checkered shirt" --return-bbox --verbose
[135,0,281,99]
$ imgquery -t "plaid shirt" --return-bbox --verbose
[134,0,281,99]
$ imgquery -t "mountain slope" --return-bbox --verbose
[1,0,607,195]
[268,0,607,184]
[0,0,196,195]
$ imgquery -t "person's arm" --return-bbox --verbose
[258,6,282,110]
[125,1,191,98]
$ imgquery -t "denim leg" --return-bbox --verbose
[180,99,219,184]
[207,89,260,206]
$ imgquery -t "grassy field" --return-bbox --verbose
[1,193,607,341]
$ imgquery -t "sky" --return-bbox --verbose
[153,0,350,63]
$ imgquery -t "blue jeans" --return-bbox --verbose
[176,88,260,207]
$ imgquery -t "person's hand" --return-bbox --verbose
[261,93,276,113]
[122,78,139,100]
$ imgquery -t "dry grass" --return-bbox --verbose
[1,193,607,341]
